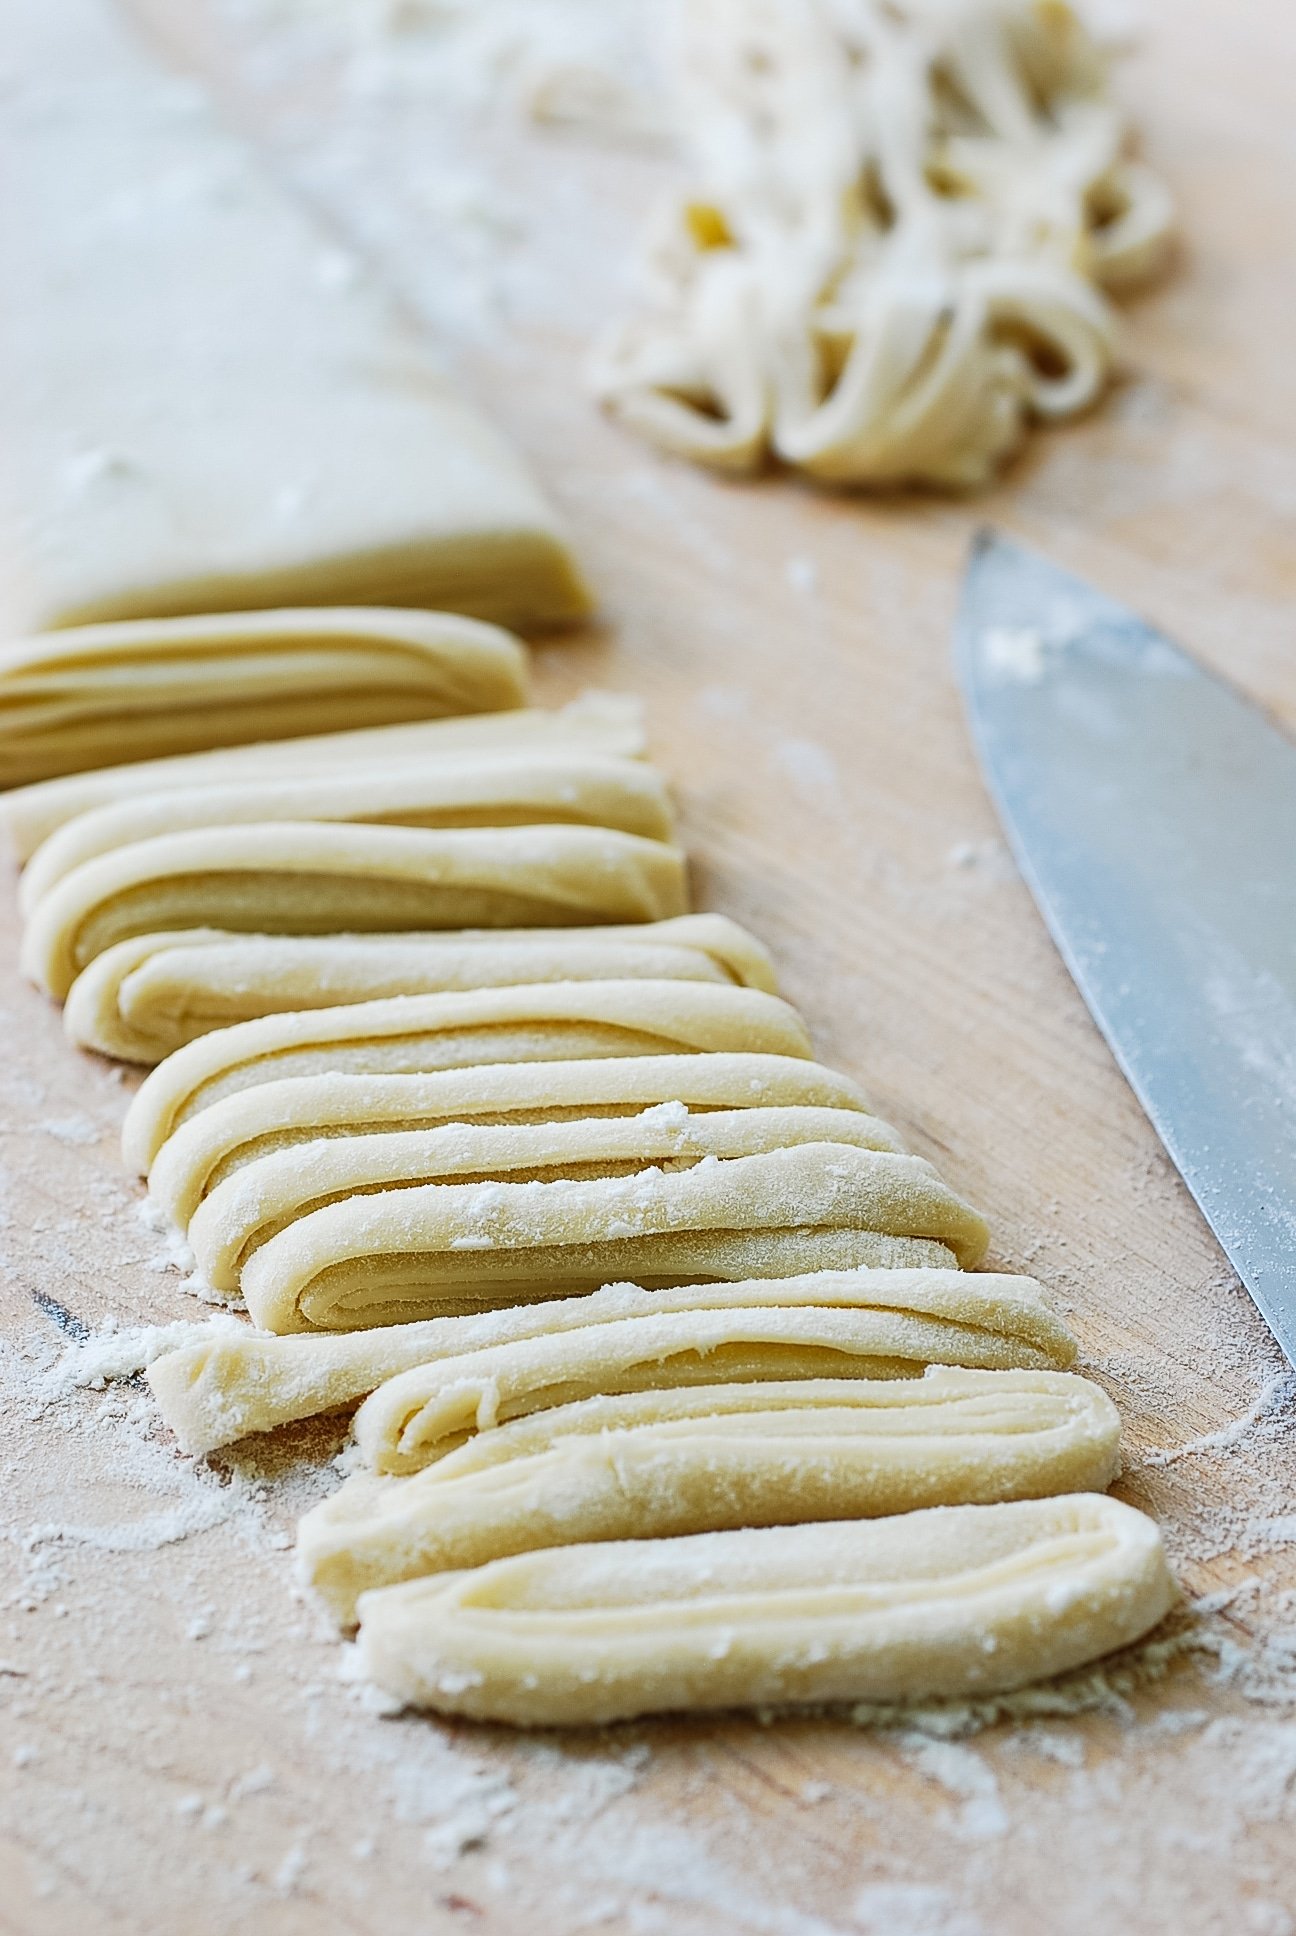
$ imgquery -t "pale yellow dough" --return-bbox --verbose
[20,753,676,913]
[355,1496,1176,1725]
[145,1269,1076,1456]
[299,1369,1122,1623]
[124,987,815,1174]
[23,826,689,999]
[62,914,774,1065]
[2,695,646,863]
[145,1052,878,1226]
[352,1274,1077,1475]
[597,0,1174,488]
[185,1108,948,1294]
[0,0,588,635]
[235,1142,985,1333]
[0,609,529,791]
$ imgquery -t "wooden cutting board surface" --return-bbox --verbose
[4,3,1296,1931]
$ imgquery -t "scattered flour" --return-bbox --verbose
[895,1737,1009,1840]
[32,1313,246,1404]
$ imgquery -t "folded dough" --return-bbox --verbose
[355,1495,1176,1725]
[237,1142,986,1332]
[20,754,676,914]
[146,1268,1076,1455]
[0,609,529,792]
[145,1051,878,1223]
[63,913,775,1064]
[187,1108,935,1292]
[352,1277,1079,1474]
[124,986,815,1173]
[2,694,645,863]
[0,0,588,634]
[300,1369,1121,1622]
[23,825,689,999]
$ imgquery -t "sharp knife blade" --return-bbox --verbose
[955,530,1296,1366]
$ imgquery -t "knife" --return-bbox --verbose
[955,530,1296,1366]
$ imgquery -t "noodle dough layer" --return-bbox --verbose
[145,1268,1076,1456]
[356,1496,1175,1725]
[124,985,816,1172]
[63,914,773,1064]
[301,1369,1123,1622]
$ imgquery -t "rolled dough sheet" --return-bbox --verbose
[0,0,590,634]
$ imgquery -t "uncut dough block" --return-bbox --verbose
[0,609,529,791]
[352,1278,1079,1474]
[145,1269,1077,1456]
[124,985,815,1173]
[63,914,775,1064]
[186,1108,946,1293]
[22,824,689,999]
[21,752,676,912]
[299,1369,1122,1622]
[355,1496,1176,1726]
[235,1142,986,1333]
[146,1052,881,1224]
[1,694,646,862]
[0,0,589,635]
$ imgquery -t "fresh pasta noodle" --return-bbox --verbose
[300,1369,1123,1622]
[0,608,530,790]
[145,1268,1076,1456]
[351,1272,1078,1474]
[22,824,689,999]
[19,754,676,913]
[235,1141,986,1332]
[185,1107,942,1293]
[123,985,816,1173]
[62,914,775,1065]
[355,1496,1176,1724]
[1,695,646,863]
[144,1052,881,1225]
[595,0,1174,486]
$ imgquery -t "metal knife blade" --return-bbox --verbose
[955,530,1296,1366]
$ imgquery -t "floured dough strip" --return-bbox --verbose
[236,1143,985,1332]
[23,825,689,999]
[146,1052,878,1224]
[355,1496,1176,1725]
[187,1109,939,1292]
[0,0,588,634]
[125,987,815,1173]
[146,1269,1076,1456]
[300,1370,1122,1623]
[0,609,529,791]
[2,694,645,863]
[21,754,676,913]
[64,914,775,1065]
[353,1281,1078,1475]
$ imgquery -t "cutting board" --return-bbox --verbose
[4,3,1296,1931]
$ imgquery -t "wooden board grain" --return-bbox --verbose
[3,3,1296,1931]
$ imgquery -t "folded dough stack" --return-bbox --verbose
[11,677,1173,1725]
[304,1370,1125,1623]
[60,914,776,1064]
[0,609,532,789]
[2,690,645,861]
[9,659,692,1004]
